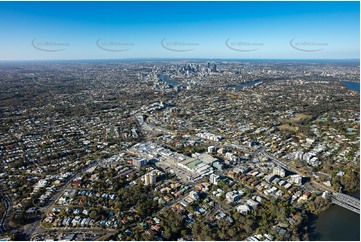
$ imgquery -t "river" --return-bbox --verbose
[308,191,360,241]
[227,80,263,89]
[343,81,360,92]
[158,74,181,86]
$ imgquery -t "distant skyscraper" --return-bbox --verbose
[212,64,217,72]
[207,62,210,68]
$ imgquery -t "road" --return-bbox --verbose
[153,190,192,217]
[0,186,12,235]
[258,147,335,193]
[258,149,289,170]
[30,228,113,241]
[203,203,220,221]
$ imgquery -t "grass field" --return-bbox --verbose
[291,113,311,122]
[278,124,298,132]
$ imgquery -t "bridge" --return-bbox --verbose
[331,192,360,214]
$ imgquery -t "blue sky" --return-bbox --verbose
[0,1,359,60]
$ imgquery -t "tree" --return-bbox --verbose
[276,206,287,222]
[58,210,66,217]
[217,180,226,189]
[227,227,236,238]
[89,210,98,220]
[163,227,172,240]
[232,211,241,220]
[181,229,189,237]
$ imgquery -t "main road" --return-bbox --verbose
[258,147,336,192]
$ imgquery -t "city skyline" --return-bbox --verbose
[0,1,359,61]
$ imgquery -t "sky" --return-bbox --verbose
[0,1,359,60]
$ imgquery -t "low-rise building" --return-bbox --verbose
[289,174,302,186]
[273,166,286,177]
[236,204,251,215]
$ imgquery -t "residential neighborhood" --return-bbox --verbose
[0,59,359,241]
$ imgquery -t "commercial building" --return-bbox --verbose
[209,174,220,185]
[132,158,147,169]
[177,158,213,177]
[192,153,218,165]
[213,161,224,171]
[225,152,241,163]
[208,146,217,154]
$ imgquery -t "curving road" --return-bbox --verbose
[0,186,12,235]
